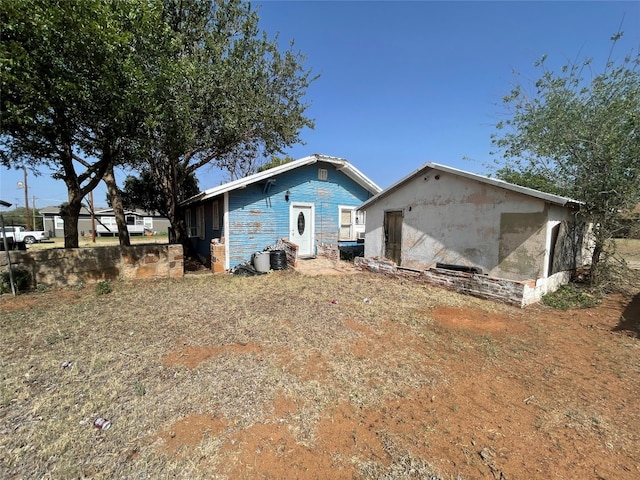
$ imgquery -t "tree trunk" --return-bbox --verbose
[164,158,184,245]
[103,165,131,247]
[58,141,112,249]
[165,187,196,254]
[589,240,603,287]
[174,209,188,245]
[162,165,197,259]
[60,197,82,249]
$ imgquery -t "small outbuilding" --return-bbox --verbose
[357,162,590,306]
[182,154,381,271]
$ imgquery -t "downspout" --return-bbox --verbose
[224,192,230,271]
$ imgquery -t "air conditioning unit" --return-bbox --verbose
[357,231,366,240]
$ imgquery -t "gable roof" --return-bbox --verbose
[40,205,94,215]
[182,154,382,206]
[359,162,582,210]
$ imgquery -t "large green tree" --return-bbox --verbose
[493,165,568,197]
[2,0,314,249]
[491,36,640,285]
[133,0,316,244]
[120,168,200,222]
[256,155,296,173]
[1,0,159,248]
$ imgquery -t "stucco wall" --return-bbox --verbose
[0,244,183,289]
[363,168,578,282]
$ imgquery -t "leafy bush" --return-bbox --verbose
[95,280,112,295]
[0,268,32,294]
[542,284,600,310]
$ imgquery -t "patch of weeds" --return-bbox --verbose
[564,409,595,431]
[542,284,600,310]
[1,268,32,293]
[133,381,146,396]
[46,330,68,345]
[480,334,500,360]
[89,355,108,373]
[506,338,536,359]
[448,337,468,353]
[95,280,112,295]
[359,432,443,479]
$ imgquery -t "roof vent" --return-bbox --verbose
[318,168,328,181]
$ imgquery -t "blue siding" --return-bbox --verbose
[190,161,373,268]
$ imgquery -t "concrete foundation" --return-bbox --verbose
[355,256,570,307]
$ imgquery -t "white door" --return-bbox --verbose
[290,204,314,257]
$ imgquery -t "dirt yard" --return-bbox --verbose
[1,270,639,479]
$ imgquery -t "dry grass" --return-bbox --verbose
[1,270,638,479]
[614,238,640,261]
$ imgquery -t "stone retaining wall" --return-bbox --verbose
[317,242,339,262]
[355,256,547,307]
[1,244,183,289]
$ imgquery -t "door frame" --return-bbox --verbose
[384,209,403,266]
[290,202,315,257]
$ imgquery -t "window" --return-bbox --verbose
[54,216,64,230]
[212,201,220,231]
[340,208,353,240]
[100,216,117,227]
[185,208,196,237]
[355,210,366,239]
[338,206,366,240]
[196,205,205,239]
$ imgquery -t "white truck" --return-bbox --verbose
[2,226,50,245]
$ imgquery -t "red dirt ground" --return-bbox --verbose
[156,294,640,480]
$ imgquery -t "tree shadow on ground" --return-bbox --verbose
[613,292,640,338]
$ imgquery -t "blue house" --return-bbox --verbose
[181,154,381,270]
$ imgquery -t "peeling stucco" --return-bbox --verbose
[497,209,547,278]
[363,167,587,283]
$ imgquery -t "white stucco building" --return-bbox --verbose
[358,163,591,305]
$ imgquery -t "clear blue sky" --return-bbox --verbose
[1,0,638,210]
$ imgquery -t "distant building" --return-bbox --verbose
[40,206,170,238]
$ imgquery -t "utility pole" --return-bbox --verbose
[22,167,30,230]
[17,167,31,230]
